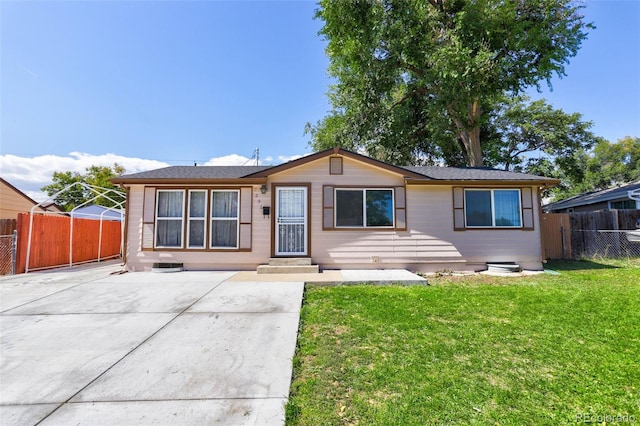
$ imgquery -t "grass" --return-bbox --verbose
[286,259,640,425]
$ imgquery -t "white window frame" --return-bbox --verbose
[464,188,523,228]
[155,189,185,248]
[334,188,395,228]
[210,189,240,249]
[187,190,208,249]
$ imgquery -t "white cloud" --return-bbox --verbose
[203,154,254,166]
[203,152,312,166]
[277,154,308,163]
[0,152,169,202]
[1,151,312,202]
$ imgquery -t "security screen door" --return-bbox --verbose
[275,187,308,256]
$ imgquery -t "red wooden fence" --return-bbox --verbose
[15,213,122,273]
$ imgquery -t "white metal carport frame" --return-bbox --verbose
[25,182,126,273]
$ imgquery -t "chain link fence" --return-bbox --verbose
[567,230,640,259]
[0,231,17,275]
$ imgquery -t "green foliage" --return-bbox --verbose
[41,164,126,211]
[309,0,592,167]
[586,136,640,188]
[485,95,598,170]
[539,136,640,201]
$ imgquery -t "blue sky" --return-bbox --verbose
[1,0,639,200]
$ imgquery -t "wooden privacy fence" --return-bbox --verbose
[0,219,17,235]
[542,210,640,259]
[541,213,572,259]
[15,213,122,273]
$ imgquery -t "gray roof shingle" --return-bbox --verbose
[116,164,554,182]
[544,181,640,211]
[115,165,271,180]
[112,148,557,184]
[402,166,557,181]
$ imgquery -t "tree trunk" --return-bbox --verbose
[458,127,483,167]
[449,100,484,167]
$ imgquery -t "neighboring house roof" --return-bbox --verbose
[71,205,124,221]
[544,181,640,211]
[111,147,559,186]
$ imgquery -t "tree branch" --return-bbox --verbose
[398,59,426,77]
[392,87,430,108]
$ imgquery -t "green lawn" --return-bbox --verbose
[286,259,640,425]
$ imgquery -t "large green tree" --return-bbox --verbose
[41,164,126,211]
[483,95,598,171]
[309,0,592,166]
[585,136,640,189]
[528,136,640,201]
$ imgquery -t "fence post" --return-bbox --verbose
[11,230,17,275]
[560,226,566,259]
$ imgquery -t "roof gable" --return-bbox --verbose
[245,147,427,179]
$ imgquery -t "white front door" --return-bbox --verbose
[275,186,308,256]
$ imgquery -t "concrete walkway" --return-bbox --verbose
[230,268,428,285]
[0,263,304,425]
[0,263,425,425]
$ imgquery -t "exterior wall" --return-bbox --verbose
[123,154,545,272]
[124,184,271,271]
[269,155,544,272]
[0,181,42,220]
[409,185,544,271]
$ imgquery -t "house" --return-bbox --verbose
[111,147,558,273]
[543,181,640,213]
[71,205,124,221]
[0,177,63,220]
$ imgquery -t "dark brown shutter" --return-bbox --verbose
[453,187,465,231]
[521,187,534,230]
[395,186,407,230]
[142,187,156,249]
[323,185,334,229]
[239,187,252,249]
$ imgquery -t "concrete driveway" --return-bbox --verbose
[0,262,304,425]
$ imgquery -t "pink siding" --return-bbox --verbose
[124,185,271,271]
[124,154,545,272]
[270,156,543,271]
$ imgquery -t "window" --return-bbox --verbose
[610,199,637,209]
[465,189,522,228]
[335,189,394,228]
[187,190,207,248]
[210,190,239,248]
[155,190,185,247]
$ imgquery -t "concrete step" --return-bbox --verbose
[257,264,320,274]
[268,257,312,266]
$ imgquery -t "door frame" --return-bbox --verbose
[271,183,311,257]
